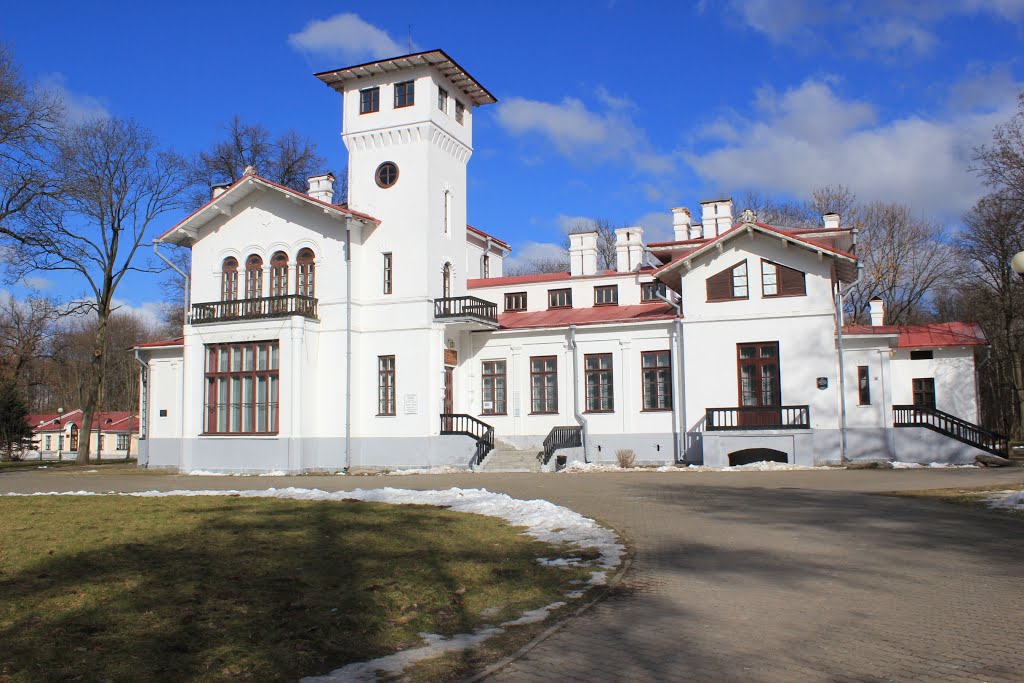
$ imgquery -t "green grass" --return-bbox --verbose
[886,483,1024,516]
[0,495,596,682]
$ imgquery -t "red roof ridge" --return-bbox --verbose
[466,224,511,251]
[135,337,184,349]
[841,321,987,349]
[497,303,677,330]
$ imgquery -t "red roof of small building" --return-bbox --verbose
[134,337,184,349]
[498,303,676,330]
[25,410,139,433]
[469,269,632,288]
[842,322,988,349]
[466,224,511,251]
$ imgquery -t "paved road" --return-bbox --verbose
[3,466,1023,682]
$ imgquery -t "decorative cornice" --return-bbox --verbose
[343,122,472,163]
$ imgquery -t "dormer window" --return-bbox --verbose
[456,101,465,125]
[706,261,748,302]
[437,87,448,113]
[221,257,239,301]
[548,288,572,309]
[641,281,666,302]
[761,259,806,298]
[394,81,414,108]
[594,285,618,306]
[360,87,380,114]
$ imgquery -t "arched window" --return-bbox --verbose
[297,248,315,297]
[442,263,452,299]
[221,257,239,301]
[270,251,288,298]
[69,424,79,451]
[245,255,263,299]
[482,254,490,279]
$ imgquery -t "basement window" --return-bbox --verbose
[910,350,934,360]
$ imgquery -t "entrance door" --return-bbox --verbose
[737,342,781,427]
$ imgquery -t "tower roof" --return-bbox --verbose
[314,49,497,107]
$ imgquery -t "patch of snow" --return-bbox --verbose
[561,460,831,473]
[385,465,467,476]
[82,470,99,473]
[500,601,566,627]
[564,589,587,600]
[892,461,978,469]
[988,491,1024,511]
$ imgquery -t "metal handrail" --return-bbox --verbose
[893,405,1007,456]
[433,296,499,325]
[541,425,583,465]
[705,405,811,431]
[440,413,495,465]
[190,295,318,324]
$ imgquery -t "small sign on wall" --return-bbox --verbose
[816,377,828,390]
[444,349,457,366]
[404,394,419,414]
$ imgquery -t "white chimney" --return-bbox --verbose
[211,183,231,199]
[614,227,645,272]
[671,207,692,241]
[307,173,336,203]
[569,231,598,277]
[823,213,840,230]
[701,198,734,237]
[869,298,885,326]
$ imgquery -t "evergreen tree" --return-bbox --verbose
[0,381,33,460]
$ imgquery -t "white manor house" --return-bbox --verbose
[136,49,1003,473]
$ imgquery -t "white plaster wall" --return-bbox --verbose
[890,347,979,421]
[469,272,658,313]
[841,342,893,429]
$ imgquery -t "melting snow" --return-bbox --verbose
[561,460,831,473]
[988,491,1024,511]
[891,462,978,469]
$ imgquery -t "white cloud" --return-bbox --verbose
[36,73,109,124]
[110,299,165,330]
[20,276,53,291]
[502,241,566,272]
[630,211,675,243]
[495,95,674,174]
[688,78,1019,218]
[287,13,409,62]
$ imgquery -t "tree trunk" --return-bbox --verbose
[76,310,109,465]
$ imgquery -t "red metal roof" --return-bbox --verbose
[25,410,139,433]
[468,269,626,288]
[498,303,676,330]
[842,322,988,349]
[466,224,511,251]
[134,337,184,349]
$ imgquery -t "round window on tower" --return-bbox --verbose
[375,161,399,189]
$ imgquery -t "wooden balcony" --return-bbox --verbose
[433,296,499,327]
[705,405,810,431]
[189,295,318,325]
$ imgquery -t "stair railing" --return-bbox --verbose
[892,405,1008,456]
[541,425,583,465]
[440,414,495,466]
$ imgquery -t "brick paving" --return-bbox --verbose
[2,466,1023,681]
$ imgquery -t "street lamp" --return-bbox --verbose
[1012,251,1024,280]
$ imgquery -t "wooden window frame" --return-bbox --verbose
[383,252,393,295]
[761,259,806,298]
[378,355,396,416]
[548,288,572,309]
[437,86,448,113]
[585,353,614,413]
[375,161,399,189]
[737,341,781,408]
[912,377,936,409]
[641,281,665,302]
[203,341,280,436]
[504,292,527,311]
[442,263,452,299]
[222,257,239,302]
[359,86,380,114]
[455,101,465,124]
[394,80,415,108]
[245,254,263,299]
[594,284,618,306]
[481,360,507,415]
[482,254,490,279]
[116,433,129,450]
[530,356,558,414]
[296,248,315,297]
[707,260,749,302]
[270,251,289,298]
[857,366,871,405]
[642,350,673,411]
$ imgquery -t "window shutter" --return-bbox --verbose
[778,264,806,297]
[706,268,734,301]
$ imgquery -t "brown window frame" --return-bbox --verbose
[641,281,665,302]
[642,350,672,411]
[360,86,380,114]
[270,251,289,298]
[296,248,315,297]
[548,288,572,309]
[69,424,78,451]
[245,254,263,299]
[857,366,871,405]
[505,292,527,311]
[594,284,618,306]
[737,341,781,408]
[761,259,806,298]
[375,161,399,189]
[437,86,448,113]
[442,263,452,298]
[378,355,396,416]
[222,257,239,301]
[455,101,465,124]
[204,341,280,435]
[585,353,614,413]
[530,356,558,414]
[707,260,749,302]
[482,254,490,278]
[383,252,393,294]
[912,377,936,409]
[394,80,415,108]
[481,360,507,415]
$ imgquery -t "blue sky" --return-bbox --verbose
[3,1,1023,319]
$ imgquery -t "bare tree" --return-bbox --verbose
[809,184,860,227]
[0,294,59,407]
[973,91,1024,207]
[0,44,62,229]
[2,117,189,463]
[565,218,619,271]
[733,190,818,228]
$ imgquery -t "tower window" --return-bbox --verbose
[360,87,380,114]
[437,87,448,113]
[455,101,465,124]
[375,162,399,189]
[383,253,393,294]
[394,81,415,108]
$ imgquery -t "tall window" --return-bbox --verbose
[437,86,448,112]
[912,378,936,409]
[442,263,452,298]
[297,248,315,297]
[394,81,415,108]
[482,255,490,278]
[45,435,51,451]
[98,435,105,453]
[530,356,558,413]
[378,356,396,415]
[116,433,129,450]
[360,86,380,114]
[642,351,672,411]
[69,425,78,451]
[245,254,263,299]
[505,292,527,311]
[222,257,239,301]
[548,288,572,309]
[270,251,288,297]
[383,253,393,294]
[594,285,618,306]
[585,354,614,412]
[858,366,871,405]
[481,360,506,415]
[455,101,465,124]
[641,281,666,302]
[204,341,280,435]
[443,190,451,234]
[707,261,748,301]
[738,342,780,408]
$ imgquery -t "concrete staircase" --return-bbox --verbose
[477,446,542,473]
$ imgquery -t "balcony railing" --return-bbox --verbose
[433,296,499,326]
[190,295,318,324]
[705,405,810,431]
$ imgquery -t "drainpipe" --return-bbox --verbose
[567,325,588,462]
[835,227,863,464]
[656,279,685,463]
[345,219,353,471]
